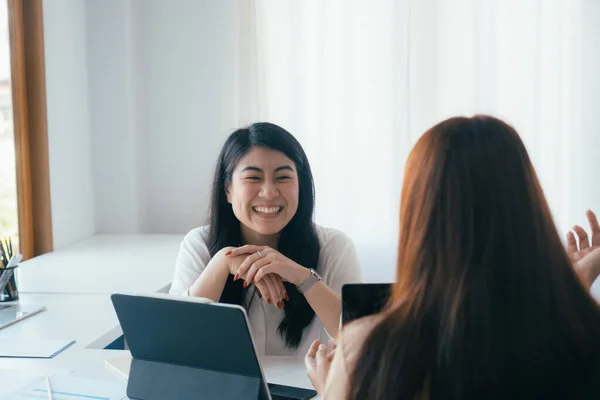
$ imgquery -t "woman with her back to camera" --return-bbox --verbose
[169,122,363,356]
[306,115,600,399]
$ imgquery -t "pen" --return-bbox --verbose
[45,375,54,400]
[0,241,5,269]
[5,253,22,269]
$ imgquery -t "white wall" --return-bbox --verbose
[583,0,600,210]
[135,0,240,234]
[43,0,96,249]
[86,0,141,234]
[43,0,243,248]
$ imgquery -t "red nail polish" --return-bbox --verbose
[234,274,239,281]
[243,281,248,288]
[267,298,272,304]
[277,300,283,309]
[284,293,289,301]
[225,250,232,256]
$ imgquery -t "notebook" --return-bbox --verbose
[0,339,75,358]
[2,374,126,400]
[0,304,46,329]
[105,354,132,380]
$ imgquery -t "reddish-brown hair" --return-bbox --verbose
[349,115,600,399]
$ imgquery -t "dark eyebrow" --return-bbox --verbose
[240,166,263,173]
[240,165,295,173]
[274,165,295,173]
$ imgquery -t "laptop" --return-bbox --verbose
[341,283,392,325]
[110,293,317,400]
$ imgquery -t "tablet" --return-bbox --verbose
[111,293,316,400]
[341,283,392,325]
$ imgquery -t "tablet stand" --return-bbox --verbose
[127,357,269,400]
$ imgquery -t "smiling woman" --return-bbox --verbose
[226,146,299,246]
[169,122,363,357]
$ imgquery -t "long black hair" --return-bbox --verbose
[207,122,321,348]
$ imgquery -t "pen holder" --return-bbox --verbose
[0,264,19,302]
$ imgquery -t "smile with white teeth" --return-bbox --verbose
[252,206,282,215]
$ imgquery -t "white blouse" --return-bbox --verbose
[169,224,364,356]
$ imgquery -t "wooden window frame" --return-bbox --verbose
[7,0,52,259]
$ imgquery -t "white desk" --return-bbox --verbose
[16,234,183,294]
[0,294,120,348]
[0,235,317,399]
[0,351,312,399]
[0,293,314,398]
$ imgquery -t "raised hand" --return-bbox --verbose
[305,339,336,394]
[567,210,600,286]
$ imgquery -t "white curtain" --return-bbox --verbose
[236,0,600,282]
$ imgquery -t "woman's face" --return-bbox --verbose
[226,146,300,240]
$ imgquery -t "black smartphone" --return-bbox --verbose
[268,383,318,399]
[341,283,392,325]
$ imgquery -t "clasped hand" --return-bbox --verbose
[222,245,311,309]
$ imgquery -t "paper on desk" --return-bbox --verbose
[0,339,75,358]
[2,374,126,400]
[0,370,44,398]
[104,354,131,380]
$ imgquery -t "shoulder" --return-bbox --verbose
[177,226,212,260]
[315,224,355,250]
[171,226,213,295]
[341,315,383,347]
[313,224,363,284]
[182,225,210,247]
[339,314,384,366]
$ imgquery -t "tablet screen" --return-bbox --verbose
[341,283,392,325]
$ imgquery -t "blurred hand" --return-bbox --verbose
[567,210,600,286]
[305,339,336,394]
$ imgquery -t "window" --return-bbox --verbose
[0,0,18,252]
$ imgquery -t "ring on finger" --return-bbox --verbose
[257,250,263,258]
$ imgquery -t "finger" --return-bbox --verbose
[267,275,283,306]
[236,252,263,285]
[305,340,320,371]
[245,254,274,286]
[306,340,320,361]
[316,344,327,366]
[270,275,285,309]
[328,340,337,352]
[261,275,276,305]
[587,210,600,246]
[227,245,268,257]
[277,278,289,302]
[254,280,272,304]
[253,263,279,285]
[263,275,282,307]
[573,225,590,250]
[326,350,335,363]
[567,231,578,253]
